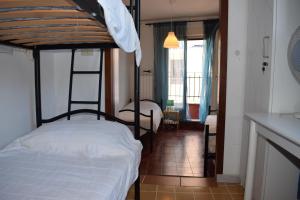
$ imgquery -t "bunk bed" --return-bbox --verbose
[0,0,142,200]
[119,99,163,152]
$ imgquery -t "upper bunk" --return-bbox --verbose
[0,0,134,50]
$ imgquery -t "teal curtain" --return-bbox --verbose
[199,20,219,123]
[174,22,187,120]
[153,23,170,109]
[153,22,187,113]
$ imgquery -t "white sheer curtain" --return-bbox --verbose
[168,41,185,109]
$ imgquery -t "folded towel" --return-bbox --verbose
[98,0,142,66]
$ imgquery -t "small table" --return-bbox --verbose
[163,109,180,129]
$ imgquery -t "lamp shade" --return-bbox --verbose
[163,31,179,48]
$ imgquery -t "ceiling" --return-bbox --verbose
[137,0,219,21]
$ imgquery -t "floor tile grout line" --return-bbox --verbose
[226,184,234,200]
[155,185,158,200]
[209,187,216,200]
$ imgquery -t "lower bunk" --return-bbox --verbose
[0,114,142,200]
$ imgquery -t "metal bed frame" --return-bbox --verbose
[119,99,163,152]
[0,0,141,199]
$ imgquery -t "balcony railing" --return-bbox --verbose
[168,72,218,119]
[186,72,203,104]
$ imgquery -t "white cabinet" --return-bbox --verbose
[245,113,300,200]
[263,142,299,200]
[253,134,299,200]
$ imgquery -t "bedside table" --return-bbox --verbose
[163,109,180,129]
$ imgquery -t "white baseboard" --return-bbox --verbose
[217,174,241,183]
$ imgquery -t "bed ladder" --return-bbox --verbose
[67,49,104,120]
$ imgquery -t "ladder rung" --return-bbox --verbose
[73,71,101,74]
[71,101,99,104]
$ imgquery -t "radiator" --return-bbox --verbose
[140,71,153,100]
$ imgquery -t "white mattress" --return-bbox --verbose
[118,101,163,135]
[0,120,142,200]
[205,115,217,134]
[205,115,217,153]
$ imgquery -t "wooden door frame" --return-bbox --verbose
[216,0,228,174]
[104,48,114,116]
[102,1,228,174]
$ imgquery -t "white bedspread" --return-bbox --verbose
[98,0,142,66]
[0,120,142,200]
[118,101,163,135]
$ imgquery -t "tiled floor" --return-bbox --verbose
[140,129,206,177]
[141,175,217,187]
[126,183,244,200]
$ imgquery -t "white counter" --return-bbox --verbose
[244,113,300,200]
[246,113,300,147]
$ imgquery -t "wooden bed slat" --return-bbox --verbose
[0,10,89,20]
[0,31,110,41]
[0,18,97,28]
[0,0,75,9]
[0,0,114,48]
[12,36,112,44]
[0,26,105,35]
[25,39,113,46]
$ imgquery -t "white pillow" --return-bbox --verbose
[18,120,142,158]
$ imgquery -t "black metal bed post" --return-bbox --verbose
[33,48,42,127]
[67,49,76,120]
[97,49,104,120]
[130,0,133,14]
[134,0,141,199]
[150,110,153,153]
[204,124,209,177]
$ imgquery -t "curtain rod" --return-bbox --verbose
[145,18,219,26]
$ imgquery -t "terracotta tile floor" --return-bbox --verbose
[141,129,207,177]
[126,183,244,200]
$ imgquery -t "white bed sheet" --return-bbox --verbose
[118,101,163,134]
[97,0,141,66]
[0,120,142,200]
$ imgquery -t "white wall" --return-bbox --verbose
[0,46,130,149]
[40,51,56,119]
[41,49,105,119]
[269,0,300,113]
[140,23,154,72]
[114,49,133,114]
[222,0,248,177]
[0,48,35,149]
[239,0,274,185]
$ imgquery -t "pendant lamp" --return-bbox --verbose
[163,0,179,48]
[164,31,179,48]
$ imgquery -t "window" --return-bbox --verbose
[168,40,205,119]
[186,40,205,104]
[168,41,185,109]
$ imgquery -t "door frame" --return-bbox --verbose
[216,0,228,174]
